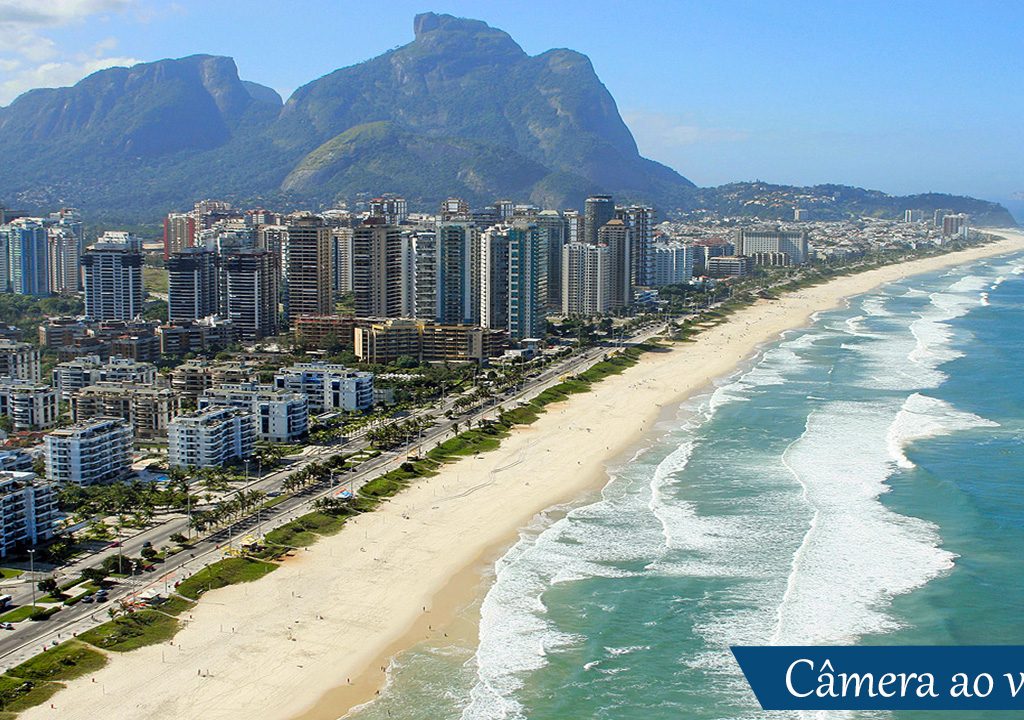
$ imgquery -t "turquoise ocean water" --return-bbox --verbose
[347,251,1024,720]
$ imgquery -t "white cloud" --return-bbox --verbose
[623,110,750,149]
[0,0,138,105]
[0,55,141,103]
[0,0,134,26]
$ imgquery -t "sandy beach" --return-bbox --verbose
[22,230,1024,720]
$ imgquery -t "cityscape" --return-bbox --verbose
[0,4,1020,720]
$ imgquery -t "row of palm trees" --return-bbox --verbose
[364,416,432,450]
[188,488,268,535]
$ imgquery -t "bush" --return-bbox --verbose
[28,607,59,622]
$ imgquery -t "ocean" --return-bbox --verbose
[346,251,1024,720]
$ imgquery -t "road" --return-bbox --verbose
[0,325,664,669]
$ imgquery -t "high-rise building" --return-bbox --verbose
[650,242,693,286]
[507,222,548,341]
[479,225,511,332]
[368,195,408,224]
[6,218,49,296]
[562,242,611,316]
[168,407,256,469]
[163,212,196,259]
[0,471,59,557]
[598,220,633,309]
[942,213,969,238]
[282,214,332,323]
[167,248,219,324]
[616,205,655,287]
[219,249,279,340]
[535,210,567,311]
[48,208,84,258]
[495,200,515,220]
[0,340,41,382]
[352,219,404,318]
[81,232,144,320]
[564,210,583,244]
[47,227,80,294]
[411,229,438,320]
[440,198,470,221]
[733,228,809,265]
[584,195,615,246]
[435,221,480,325]
[330,227,354,294]
[45,417,133,486]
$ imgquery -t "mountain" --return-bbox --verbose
[0,13,1013,227]
[698,182,1016,226]
[0,13,692,219]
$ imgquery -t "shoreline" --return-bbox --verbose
[21,231,1024,720]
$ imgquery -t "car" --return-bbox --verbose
[81,595,94,603]
[107,541,121,548]
[2,622,13,630]
[141,540,152,548]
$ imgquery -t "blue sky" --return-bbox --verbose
[1,0,1021,209]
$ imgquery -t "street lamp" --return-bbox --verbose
[27,549,35,607]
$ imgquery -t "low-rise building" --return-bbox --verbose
[292,315,364,349]
[0,340,40,382]
[273,363,374,412]
[170,360,259,400]
[52,355,158,401]
[0,379,59,430]
[71,383,179,440]
[354,319,507,365]
[0,471,59,558]
[157,319,238,355]
[168,407,256,469]
[707,256,753,278]
[44,417,133,486]
[199,383,308,443]
[0,450,33,472]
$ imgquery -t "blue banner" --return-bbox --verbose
[731,646,1024,710]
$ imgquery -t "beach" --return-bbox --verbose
[22,230,1024,720]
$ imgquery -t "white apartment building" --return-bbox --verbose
[273,363,374,413]
[0,341,40,382]
[52,355,158,400]
[650,242,694,286]
[168,407,256,469]
[81,231,145,320]
[0,379,59,430]
[44,417,133,486]
[199,383,308,443]
[562,242,611,316]
[0,471,59,558]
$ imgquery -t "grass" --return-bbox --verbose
[175,557,278,600]
[79,610,179,652]
[0,677,63,713]
[263,509,355,551]
[143,266,168,294]
[0,640,107,713]
[7,641,106,682]
[156,595,196,616]
[0,606,37,623]
[0,568,23,580]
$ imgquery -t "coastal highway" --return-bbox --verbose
[0,326,665,669]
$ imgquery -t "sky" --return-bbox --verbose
[1,0,1022,210]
